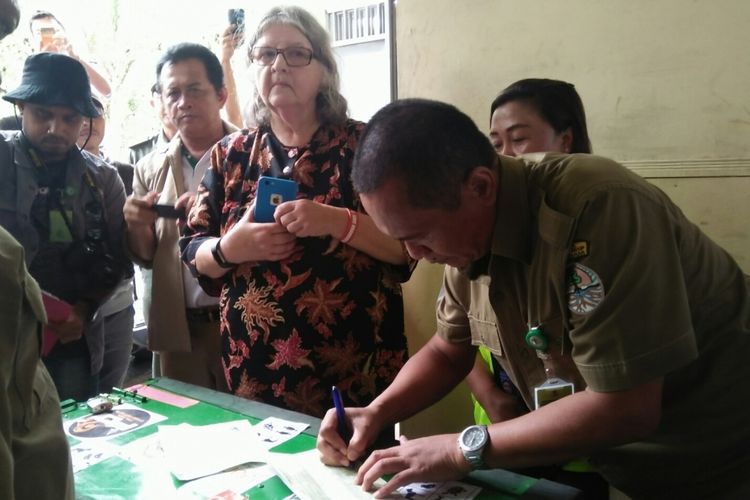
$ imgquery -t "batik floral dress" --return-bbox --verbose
[180,119,411,418]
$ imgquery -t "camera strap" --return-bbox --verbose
[26,143,109,245]
[49,189,78,242]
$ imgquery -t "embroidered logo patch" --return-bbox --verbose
[567,263,605,315]
[569,241,589,259]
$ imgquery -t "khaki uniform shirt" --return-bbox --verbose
[0,226,74,500]
[437,154,750,498]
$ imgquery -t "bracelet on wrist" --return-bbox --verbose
[211,236,236,269]
[341,210,359,244]
[338,209,353,241]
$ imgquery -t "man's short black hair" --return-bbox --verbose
[353,98,498,210]
[156,43,224,93]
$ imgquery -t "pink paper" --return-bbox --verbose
[126,384,199,408]
[41,291,73,356]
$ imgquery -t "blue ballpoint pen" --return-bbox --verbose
[331,386,350,442]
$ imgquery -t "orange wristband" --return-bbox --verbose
[341,210,358,243]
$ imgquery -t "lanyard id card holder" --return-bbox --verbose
[526,324,576,410]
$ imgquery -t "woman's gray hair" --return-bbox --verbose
[248,6,348,127]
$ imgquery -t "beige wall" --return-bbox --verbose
[395,0,750,437]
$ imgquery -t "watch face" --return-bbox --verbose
[462,426,487,450]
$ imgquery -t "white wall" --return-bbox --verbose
[336,39,391,122]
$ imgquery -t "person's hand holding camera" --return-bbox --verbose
[124,191,160,262]
[221,25,243,62]
[124,191,159,228]
[39,29,77,58]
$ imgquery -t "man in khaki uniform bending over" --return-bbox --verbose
[317,99,750,499]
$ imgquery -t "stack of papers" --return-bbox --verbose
[159,420,268,481]
[73,413,482,499]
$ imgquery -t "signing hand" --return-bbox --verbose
[356,434,470,498]
[221,200,298,263]
[317,405,383,468]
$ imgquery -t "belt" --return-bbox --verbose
[184,307,221,323]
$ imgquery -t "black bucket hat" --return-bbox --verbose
[3,52,100,117]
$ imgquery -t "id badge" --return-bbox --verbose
[534,377,575,410]
[49,209,74,243]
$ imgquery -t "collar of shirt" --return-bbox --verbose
[181,145,199,168]
[490,156,532,264]
[181,147,212,193]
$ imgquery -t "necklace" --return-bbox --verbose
[282,147,299,176]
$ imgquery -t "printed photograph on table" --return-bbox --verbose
[65,404,166,440]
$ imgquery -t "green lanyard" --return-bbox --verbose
[182,146,199,168]
[525,325,549,351]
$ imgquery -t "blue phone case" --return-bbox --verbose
[254,176,299,222]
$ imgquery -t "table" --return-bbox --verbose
[65,378,582,499]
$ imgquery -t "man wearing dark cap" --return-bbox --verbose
[0,52,131,402]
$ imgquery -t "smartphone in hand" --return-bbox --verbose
[228,8,245,36]
[255,176,298,223]
[152,203,186,219]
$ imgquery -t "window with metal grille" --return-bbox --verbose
[327,2,386,46]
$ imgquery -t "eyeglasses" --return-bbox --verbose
[250,46,314,67]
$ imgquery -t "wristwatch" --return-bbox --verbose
[458,424,489,470]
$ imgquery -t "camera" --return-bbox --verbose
[228,8,245,35]
[39,27,57,48]
[64,240,127,290]
[86,396,113,414]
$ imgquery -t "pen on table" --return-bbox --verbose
[331,385,350,442]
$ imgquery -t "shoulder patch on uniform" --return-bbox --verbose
[569,240,589,259]
[567,263,604,315]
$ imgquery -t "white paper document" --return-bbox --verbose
[69,440,119,473]
[268,449,482,500]
[397,480,482,499]
[175,464,276,499]
[255,416,309,449]
[159,419,268,481]
[267,449,395,499]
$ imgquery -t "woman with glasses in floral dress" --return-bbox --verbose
[180,6,411,418]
